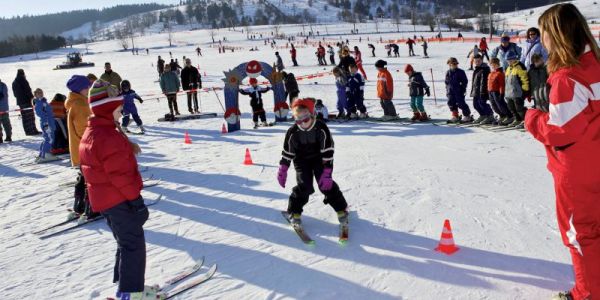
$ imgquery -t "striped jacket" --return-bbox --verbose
[280,119,335,168]
[525,49,600,175]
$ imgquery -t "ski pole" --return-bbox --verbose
[430,68,437,105]
[212,88,226,112]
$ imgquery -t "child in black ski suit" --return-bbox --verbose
[239,78,270,127]
[277,98,348,226]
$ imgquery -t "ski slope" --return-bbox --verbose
[0,15,590,300]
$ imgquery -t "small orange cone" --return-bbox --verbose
[221,123,228,134]
[184,131,192,144]
[243,148,253,165]
[435,219,459,255]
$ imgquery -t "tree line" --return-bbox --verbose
[0,35,66,58]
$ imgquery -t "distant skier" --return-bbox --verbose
[421,39,429,58]
[159,64,181,119]
[32,88,58,163]
[406,38,416,56]
[277,98,349,230]
[479,37,490,61]
[466,45,481,70]
[391,44,399,57]
[196,47,202,56]
[120,80,145,134]
[157,56,165,76]
[275,52,285,72]
[78,80,157,300]
[239,78,271,128]
[353,46,367,80]
[368,43,375,57]
[181,58,202,114]
[332,67,347,119]
[0,78,12,143]
[444,57,472,123]
[281,72,299,106]
[290,44,298,66]
[327,45,336,65]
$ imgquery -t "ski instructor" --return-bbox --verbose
[525,4,600,300]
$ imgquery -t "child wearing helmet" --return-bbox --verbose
[239,77,271,128]
[120,80,145,134]
[277,97,348,229]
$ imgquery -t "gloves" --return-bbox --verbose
[277,164,289,188]
[318,168,333,191]
[425,88,431,97]
[139,99,144,104]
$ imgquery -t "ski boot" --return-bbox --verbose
[261,121,269,127]
[289,213,302,228]
[508,119,521,127]
[501,117,515,126]
[460,115,474,123]
[473,115,486,124]
[349,112,358,120]
[139,125,146,134]
[419,112,430,122]
[116,285,165,300]
[337,210,349,226]
[336,112,345,119]
[479,115,494,125]
[253,122,259,129]
[359,112,368,119]
[122,126,131,133]
[35,154,60,164]
[515,121,525,129]
[410,112,420,122]
[189,109,194,114]
[551,291,574,300]
[447,111,460,124]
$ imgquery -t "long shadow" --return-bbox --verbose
[327,121,473,138]
[143,125,260,146]
[147,185,571,291]
[0,163,45,178]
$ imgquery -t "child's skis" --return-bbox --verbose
[281,211,315,245]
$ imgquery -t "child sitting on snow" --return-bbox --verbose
[314,99,329,121]
[277,98,348,227]
[33,88,58,163]
[239,78,271,128]
[120,80,145,134]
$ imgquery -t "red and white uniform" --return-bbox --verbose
[354,49,367,80]
[525,48,600,300]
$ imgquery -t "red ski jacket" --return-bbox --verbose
[525,49,600,175]
[290,48,296,58]
[79,117,142,212]
[354,50,362,65]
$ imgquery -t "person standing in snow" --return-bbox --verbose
[120,80,145,134]
[479,37,490,61]
[376,60,398,120]
[332,67,347,119]
[405,64,431,122]
[290,44,298,66]
[368,43,375,57]
[159,64,181,119]
[32,88,58,163]
[345,63,367,119]
[78,80,158,300]
[444,57,472,123]
[328,45,336,65]
[50,93,68,154]
[275,51,285,72]
[406,38,416,57]
[337,46,356,77]
[239,78,271,128]
[487,58,514,126]
[12,69,40,136]
[353,46,367,80]
[504,50,530,128]
[466,45,481,70]
[277,98,348,228]
[490,34,523,70]
[470,55,494,125]
[421,39,429,58]
[65,75,98,221]
[520,27,548,70]
[100,62,122,90]
[281,72,300,106]
[157,56,165,76]
[525,4,600,300]
[181,58,202,114]
[0,78,12,143]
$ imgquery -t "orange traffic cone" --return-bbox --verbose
[221,123,228,134]
[184,131,192,144]
[435,219,459,255]
[243,148,253,165]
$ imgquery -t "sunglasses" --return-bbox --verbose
[295,114,312,124]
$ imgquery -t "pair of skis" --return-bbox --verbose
[35,195,163,239]
[57,166,150,187]
[105,257,217,300]
[281,211,348,246]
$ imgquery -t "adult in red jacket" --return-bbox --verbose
[525,4,600,300]
[353,46,367,80]
[79,80,153,299]
[290,44,298,66]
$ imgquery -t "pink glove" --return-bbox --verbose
[277,164,289,188]
[318,168,333,191]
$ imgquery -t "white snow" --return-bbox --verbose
[2,10,597,299]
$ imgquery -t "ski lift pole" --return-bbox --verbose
[430,68,437,105]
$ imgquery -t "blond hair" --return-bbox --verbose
[538,3,600,73]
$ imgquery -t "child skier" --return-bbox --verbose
[405,64,431,121]
[79,80,158,300]
[376,60,398,120]
[277,98,348,231]
[345,63,367,119]
[444,57,472,123]
[332,67,347,119]
[421,39,429,58]
[504,50,530,128]
[120,80,145,134]
[470,54,494,125]
[527,54,549,112]
[50,93,69,155]
[239,78,271,128]
[487,58,514,125]
[33,88,58,163]
[314,99,329,121]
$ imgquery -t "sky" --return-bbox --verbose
[0,0,179,18]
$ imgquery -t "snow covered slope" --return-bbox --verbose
[2,11,596,300]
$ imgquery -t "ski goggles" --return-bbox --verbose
[295,113,312,124]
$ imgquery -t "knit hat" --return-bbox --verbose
[67,75,92,93]
[404,64,414,74]
[506,50,518,61]
[88,80,123,119]
[375,60,387,68]
[249,78,258,85]
[292,98,315,115]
